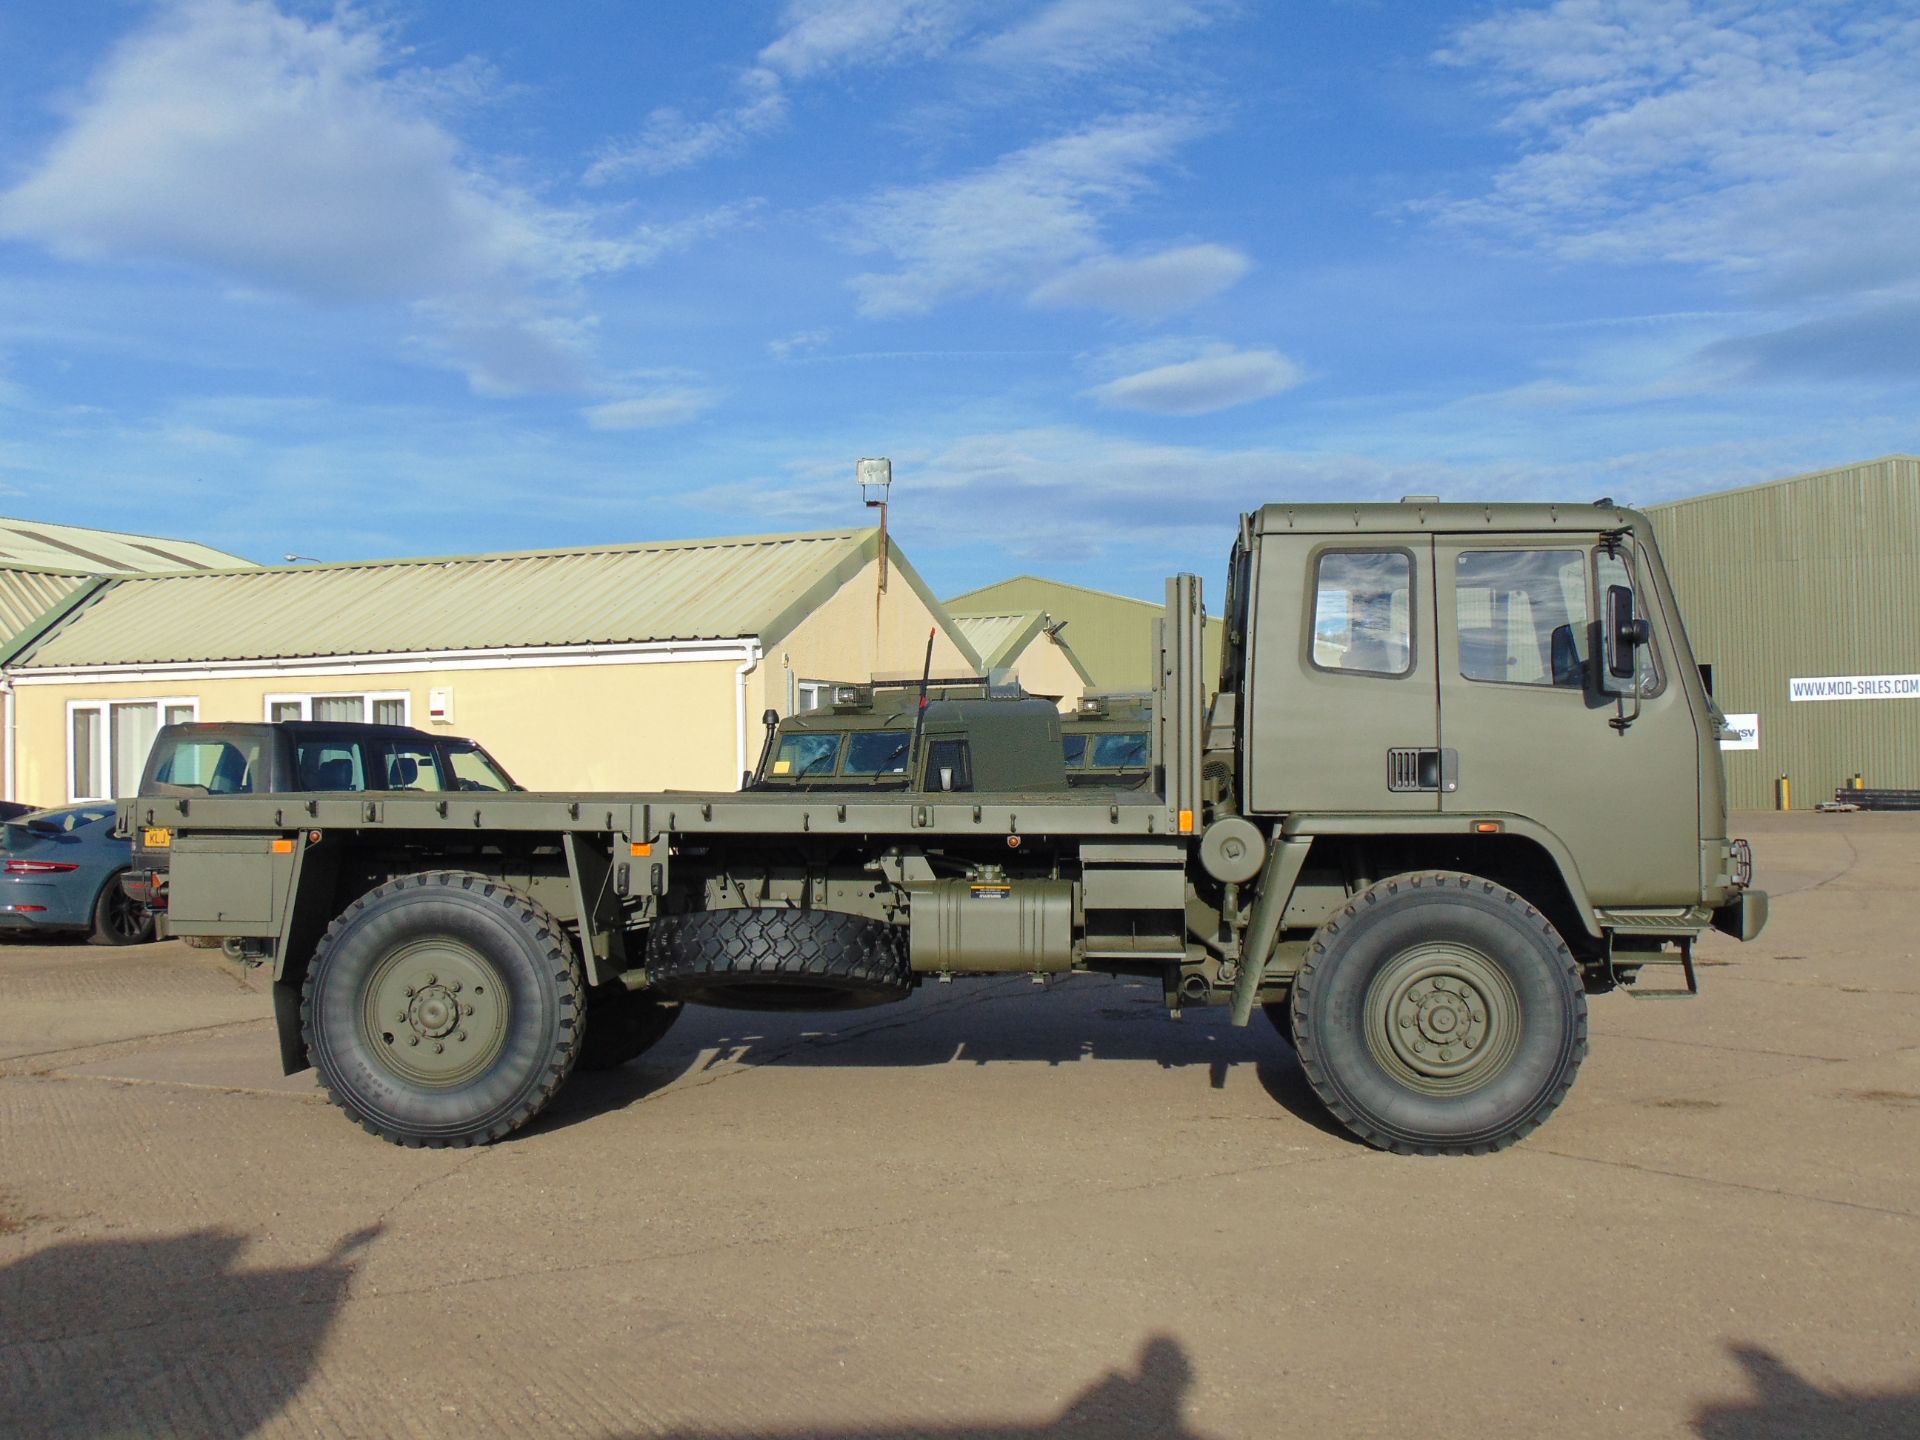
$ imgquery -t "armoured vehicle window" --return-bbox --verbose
[844,731,911,776]
[772,734,841,777]
[1595,549,1663,696]
[151,738,261,795]
[1062,735,1088,767]
[1313,551,1412,675]
[447,743,514,792]
[1090,733,1149,768]
[296,742,365,791]
[923,738,973,791]
[1455,549,1588,688]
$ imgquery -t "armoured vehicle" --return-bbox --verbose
[749,682,1066,793]
[1060,693,1151,787]
[134,500,1767,1155]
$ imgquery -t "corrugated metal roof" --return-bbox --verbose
[947,577,1222,689]
[0,516,250,572]
[951,612,1043,670]
[0,568,93,648]
[19,529,880,667]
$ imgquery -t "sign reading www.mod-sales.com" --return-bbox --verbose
[1789,673,1920,702]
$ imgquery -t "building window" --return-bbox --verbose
[795,681,832,713]
[264,691,410,726]
[68,698,198,801]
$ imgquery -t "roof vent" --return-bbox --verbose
[1400,494,1440,503]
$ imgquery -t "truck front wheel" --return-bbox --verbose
[1289,871,1586,1155]
[301,872,584,1147]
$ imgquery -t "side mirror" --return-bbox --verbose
[1604,584,1650,684]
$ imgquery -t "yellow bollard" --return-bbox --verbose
[1776,775,1791,811]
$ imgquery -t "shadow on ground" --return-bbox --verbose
[537,975,1355,1145]
[1693,1343,1920,1438]
[613,1334,1218,1440]
[0,1224,378,1438]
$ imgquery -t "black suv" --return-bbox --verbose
[124,721,518,911]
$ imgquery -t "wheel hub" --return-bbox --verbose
[1368,943,1521,1094]
[360,942,506,1086]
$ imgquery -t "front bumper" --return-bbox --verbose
[1712,888,1769,942]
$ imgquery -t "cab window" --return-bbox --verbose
[844,731,911,776]
[1313,551,1412,676]
[923,738,973,792]
[1596,549,1663,696]
[1090,733,1149,768]
[1062,735,1089,768]
[771,734,841,778]
[1455,549,1588,688]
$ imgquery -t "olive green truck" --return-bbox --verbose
[131,501,1767,1154]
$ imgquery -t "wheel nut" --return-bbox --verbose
[397,1011,408,1022]
[450,981,461,993]
[408,1036,419,1046]
[456,1030,467,1042]
[404,986,416,998]
[433,1042,444,1053]
[463,1004,474,1016]
[426,973,437,985]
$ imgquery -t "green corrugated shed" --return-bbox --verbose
[1648,455,1920,810]
[946,577,1223,690]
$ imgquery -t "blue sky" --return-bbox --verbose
[0,1,1915,602]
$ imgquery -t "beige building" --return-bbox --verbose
[3,528,977,802]
[948,611,1091,703]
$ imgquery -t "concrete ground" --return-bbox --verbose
[1,812,1915,1439]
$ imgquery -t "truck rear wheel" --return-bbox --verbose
[1289,871,1586,1155]
[577,988,682,1070]
[301,872,584,1147]
[646,908,910,1011]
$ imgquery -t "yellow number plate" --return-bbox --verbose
[142,827,172,849]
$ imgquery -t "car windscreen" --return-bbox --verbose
[844,730,911,775]
[771,734,842,778]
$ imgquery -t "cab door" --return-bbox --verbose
[1245,534,1439,814]
[1434,535,1701,905]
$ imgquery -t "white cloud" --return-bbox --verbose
[0,0,714,395]
[1028,242,1249,318]
[585,68,788,183]
[582,387,720,430]
[768,329,833,361]
[1086,345,1302,415]
[844,113,1205,316]
[975,0,1227,73]
[759,0,971,78]
[1429,2,1920,297]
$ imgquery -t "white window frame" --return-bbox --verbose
[66,695,200,803]
[263,690,411,725]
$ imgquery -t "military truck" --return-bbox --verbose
[134,500,1767,1155]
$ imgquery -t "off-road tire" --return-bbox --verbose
[89,871,155,946]
[1289,871,1586,1156]
[301,871,584,1147]
[577,988,682,1070]
[646,908,910,1011]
